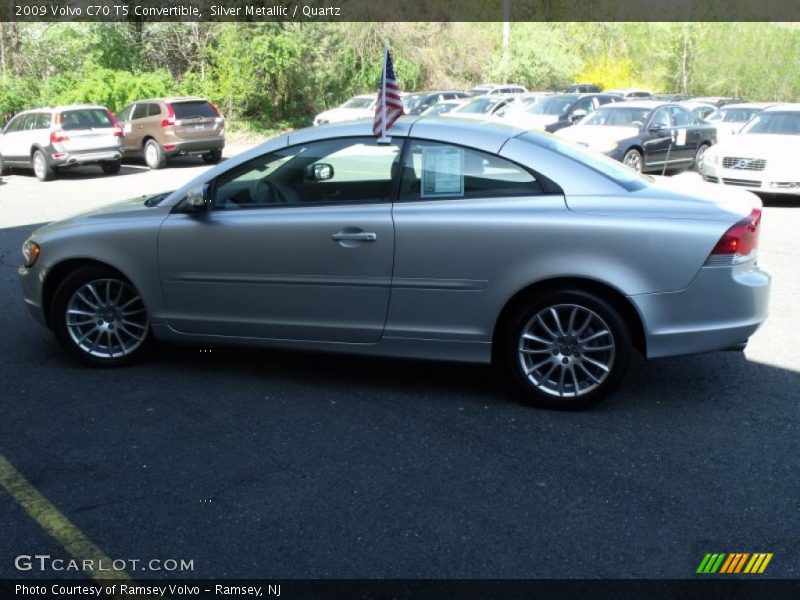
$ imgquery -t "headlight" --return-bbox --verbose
[591,141,618,153]
[22,239,40,268]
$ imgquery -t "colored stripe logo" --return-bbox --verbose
[697,552,773,574]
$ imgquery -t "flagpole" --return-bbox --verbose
[379,42,389,144]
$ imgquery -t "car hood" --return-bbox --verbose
[709,133,800,157]
[567,176,760,222]
[31,193,171,240]
[556,125,639,145]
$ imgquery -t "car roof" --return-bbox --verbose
[132,97,210,104]
[601,100,664,110]
[717,102,775,110]
[762,103,800,112]
[15,105,108,114]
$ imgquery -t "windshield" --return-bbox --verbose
[527,97,575,115]
[708,107,761,123]
[740,112,800,135]
[521,132,652,192]
[402,94,425,111]
[59,109,113,130]
[342,97,374,109]
[581,107,651,127]
[454,97,496,114]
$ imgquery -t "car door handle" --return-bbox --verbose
[332,231,377,242]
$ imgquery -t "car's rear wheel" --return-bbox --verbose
[500,290,631,410]
[622,149,643,172]
[144,140,166,170]
[51,266,151,366]
[32,150,55,182]
[693,143,709,172]
[202,149,223,164]
[101,159,121,175]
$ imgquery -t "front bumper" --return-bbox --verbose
[630,260,771,359]
[18,263,47,327]
[701,163,800,195]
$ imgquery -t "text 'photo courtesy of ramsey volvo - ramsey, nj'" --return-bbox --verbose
[18,117,770,410]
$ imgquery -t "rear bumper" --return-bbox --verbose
[630,261,771,359]
[49,147,121,167]
[163,138,225,157]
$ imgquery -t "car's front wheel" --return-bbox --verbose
[693,143,709,172]
[51,266,151,366]
[500,290,632,410]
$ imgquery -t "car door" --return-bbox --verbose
[642,107,674,168]
[0,114,30,163]
[116,104,135,151]
[158,136,401,343]
[124,103,150,152]
[668,106,695,163]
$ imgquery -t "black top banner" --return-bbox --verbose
[2,0,800,22]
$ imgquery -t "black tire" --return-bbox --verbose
[32,149,55,182]
[144,139,166,170]
[498,289,632,410]
[202,149,223,164]
[50,266,151,367]
[622,148,643,172]
[101,159,121,175]
[0,153,8,176]
[693,143,709,172]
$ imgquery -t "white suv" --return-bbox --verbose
[0,105,123,181]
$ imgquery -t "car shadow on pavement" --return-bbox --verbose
[759,193,800,208]
[3,165,147,181]
[123,155,229,170]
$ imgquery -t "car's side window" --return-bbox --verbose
[147,103,161,117]
[20,114,35,131]
[34,113,52,129]
[398,139,544,200]
[670,107,690,126]
[116,105,133,122]
[650,108,672,129]
[211,137,402,211]
[131,104,148,120]
[4,115,23,134]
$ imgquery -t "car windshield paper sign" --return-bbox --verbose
[421,146,464,197]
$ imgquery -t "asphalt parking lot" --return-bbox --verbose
[0,151,798,579]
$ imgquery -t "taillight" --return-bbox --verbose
[106,110,124,137]
[161,103,176,127]
[710,208,761,263]
[209,102,223,118]
[50,129,69,143]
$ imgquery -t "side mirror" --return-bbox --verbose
[305,163,334,182]
[570,109,588,122]
[186,184,211,212]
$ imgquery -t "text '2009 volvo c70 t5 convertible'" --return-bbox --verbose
[18,117,770,409]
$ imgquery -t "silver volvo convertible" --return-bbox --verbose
[18,117,771,409]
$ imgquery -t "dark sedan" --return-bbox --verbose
[403,90,469,115]
[555,101,717,173]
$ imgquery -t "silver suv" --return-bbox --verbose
[0,105,123,181]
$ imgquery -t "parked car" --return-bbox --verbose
[313,94,377,126]
[466,84,528,96]
[555,101,717,173]
[447,94,517,118]
[566,83,602,93]
[606,89,653,100]
[492,92,554,119]
[18,117,770,409]
[680,100,717,122]
[692,96,746,108]
[115,97,225,170]
[510,93,622,133]
[703,102,775,140]
[420,99,467,117]
[403,90,469,115]
[701,104,800,195]
[0,105,122,181]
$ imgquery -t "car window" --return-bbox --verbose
[116,105,133,122]
[132,104,149,120]
[172,101,218,119]
[649,108,672,129]
[211,137,402,210]
[147,103,162,117]
[19,114,36,131]
[33,113,52,129]
[60,109,113,130]
[670,107,690,126]
[398,139,543,200]
[741,111,800,135]
[4,115,24,133]
[571,97,594,114]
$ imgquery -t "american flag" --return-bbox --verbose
[373,46,404,139]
